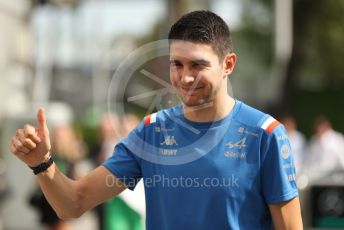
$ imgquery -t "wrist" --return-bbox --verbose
[28,152,52,168]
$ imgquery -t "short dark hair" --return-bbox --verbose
[168,10,233,59]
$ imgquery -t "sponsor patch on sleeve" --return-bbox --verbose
[144,113,157,126]
[261,117,281,134]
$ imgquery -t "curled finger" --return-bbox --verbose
[22,138,37,150]
[10,142,26,156]
[12,137,30,154]
[24,124,41,143]
[16,129,26,142]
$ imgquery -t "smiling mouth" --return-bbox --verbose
[181,86,204,91]
[180,87,204,95]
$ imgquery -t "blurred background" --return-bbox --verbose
[0,0,344,229]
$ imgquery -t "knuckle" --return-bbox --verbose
[10,143,18,152]
[19,145,28,152]
[15,130,21,136]
[24,124,34,132]
[28,133,40,142]
[16,129,24,138]
[24,124,30,129]
[15,148,23,154]
[12,149,19,155]
[25,139,36,147]
[23,148,29,153]
[26,131,34,137]
[22,139,30,145]
[12,138,19,147]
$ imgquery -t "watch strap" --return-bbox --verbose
[29,157,54,175]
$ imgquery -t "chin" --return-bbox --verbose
[182,98,212,108]
[183,101,201,107]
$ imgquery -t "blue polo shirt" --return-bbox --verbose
[103,100,298,229]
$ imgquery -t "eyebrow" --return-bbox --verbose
[169,59,211,66]
[191,59,211,66]
[169,59,181,65]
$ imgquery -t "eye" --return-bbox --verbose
[192,63,207,71]
[170,61,182,68]
[192,63,203,68]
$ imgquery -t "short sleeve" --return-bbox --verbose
[102,124,144,190]
[261,125,299,204]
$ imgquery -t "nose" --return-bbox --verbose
[180,67,195,84]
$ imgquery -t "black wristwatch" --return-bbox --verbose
[29,156,54,175]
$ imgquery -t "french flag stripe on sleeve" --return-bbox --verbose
[261,117,281,134]
[144,113,157,126]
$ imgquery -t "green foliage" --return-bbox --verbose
[235,0,274,66]
[294,0,344,90]
[292,89,344,137]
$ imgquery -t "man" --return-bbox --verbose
[302,116,344,181]
[280,114,306,174]
[10,11,302,229]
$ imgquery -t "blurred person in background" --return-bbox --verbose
[92,112,144,230]
[91,113,120,230]
[121,113,140,137]
[280,114,306,174]
[302,116,344,181]
[108,113,145,230]
[51,125,86,178]
[94,113,121,165]
[29,124,86,230]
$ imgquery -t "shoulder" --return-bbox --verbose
[234,100,282,134]
[136,105,181,132]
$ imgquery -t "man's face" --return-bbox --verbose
[169,41,233,107]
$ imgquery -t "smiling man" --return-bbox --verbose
[10,10,303,230]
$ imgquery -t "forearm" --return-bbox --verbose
[35,163,127,220]
[270,197,303,230]
[36,162,82,219]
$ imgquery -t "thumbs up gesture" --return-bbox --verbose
[10,108,51,167]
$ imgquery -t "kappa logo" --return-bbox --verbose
[226,138,247,149]
[161,136,178,146]
[281,145,290,159]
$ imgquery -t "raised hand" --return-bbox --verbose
[10,108,51,167]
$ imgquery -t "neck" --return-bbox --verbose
[183,95,235,122]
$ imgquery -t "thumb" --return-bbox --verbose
[37,108,48,132]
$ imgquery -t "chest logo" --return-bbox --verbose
[161,136,178,146]
[226,137,247,149]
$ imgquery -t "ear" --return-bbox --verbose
[222,52,237,76]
